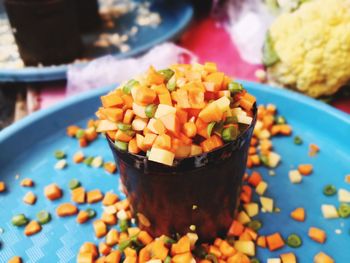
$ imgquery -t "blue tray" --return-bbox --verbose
[0,1,193,82]
[0,82,349,262]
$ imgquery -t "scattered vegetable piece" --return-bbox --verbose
[77,211,90,224]
[323,185,337,196]
[290,207,305,222]
[23,191,37,205]
[308,227,327,244]
[321,204,339,219]
[68,179,81,190]
[44,184,62,200]
[314,252,334,263]
[56,203,79,217]
[266,233,285,251]
[104,162,117,174]
[55,159,67,170]
[12,214,29,227]
[293,136,303,145]
[36,210,51,225]
[93,220,107,238]
[24,221,42,236]
[87,189,104,204]
[20,178,34,187]
[54,150,66,159]
[298,164,313,175]
[71,187,86,204]
[286,234,302,248]
[0,181,6,192]
[86,208,96,219]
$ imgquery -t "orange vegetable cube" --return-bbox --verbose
[159,92,173,106]
[99,242,112,256]
[24,221,42,236]
[44,184,62,200]
[104,162,117,174]
[8,256,22,263]
[171,235,191,255]
[123,109,135,124]
[101,93,124,108]
[298,164,313,175]
[228,220,245,236]
[71,187,86,204]
[93,220,107,238]
[115,130,133,143]
[102,192,119,206]
[198,102,223,123]
[147,118,166,135]
[172,252,193,263]
[101,108,124,122]
[257,236,266,248]
[314,252,334,263]
[135,86,157,104]
[79,242,98,259]
[101,212,117,225]
[151,240,169,260]
[56,203,78,217]
[76,211,90,224]
[138,230,153,245]
[20,178,34,187]
[290,207,305,222]
[248,171,262,187]
[204,72,224,91]
[23,192,36,205]
[280,252,297,263]
[159,113,180,136]
[139,247,151,263]
[87,189,104,204]
[154,134,172,150]
[266,233,285,251]
[308,227,327,244]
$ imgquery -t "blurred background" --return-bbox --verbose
[0,0,349,130]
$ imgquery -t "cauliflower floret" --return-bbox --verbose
[266,0,350,97]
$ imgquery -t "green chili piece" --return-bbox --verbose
[117,123,132,131]
[286,233,302,248]
[193,245,207,259]
[207,122,216,137]
[251,259,260,263]
[12,214,28,227]
[164,256,172,263]
[323,184,337,196]
[275,115,286,125]
[118,239,132,251]
[54,150,66,160]
[222,126,238,141]
[205,253,219,263]
[123,79,139,95]
[294,136,303,145]
[36,210,51,225]
[145,104,158,118]
[158,68,175,81]
[75,129,85,139]
[68,179,80,190]
[228,82,243,94]
[167,76,177,91]
[339,203,350,218]
[260,154,270,166]
[85,208,96,219]
[84,156,94,166]
[115,140,128,151]
[225,116,238,125]
[247,220,262,231]
[163,236,176,245]
[119,219,129,232]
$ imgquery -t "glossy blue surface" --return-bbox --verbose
[0,82,349,262]
[0,1,193,82]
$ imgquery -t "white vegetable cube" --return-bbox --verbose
[258,129,271,139]
[91,156,103,168]
[338,189,350,203]
[148,147,175,166]
[234,241,255,256]
[253,120,263,136]
[256,181,268,196]
[289,170,302,184]
[132,103,147,118]
[260,197,274,212]
[55,159,67,170]
[213,96,231,112]
[321,204,339,219]
[268,152,281,168]
[267,259,281,263]
[237,114,253,125]
[243,203,259,217]
[154,104,176,119]
[237,211,251,225]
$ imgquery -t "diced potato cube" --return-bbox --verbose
[258,129,270,139]
[237,211,251,225]
[338,189,350,203]
[154,104,176,119]
[256,181,268,196]
[213,96,231,112]
[321,204,339,219]
[243,203,259,217]
[289,170,302,184]
[234,241,255,256]
[237,115,253,125]
[148,147,175,166]
[267,259,281,263]
[260,197,274,212]
[267,152,281,168]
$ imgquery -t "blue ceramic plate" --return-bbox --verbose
[0,1,193,82]
[0,82,349,262]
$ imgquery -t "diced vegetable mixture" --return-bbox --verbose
[95,63,256,166]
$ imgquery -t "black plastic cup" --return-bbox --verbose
[107,107,256,242]
[4,0,83,66]
[75,0,101,33]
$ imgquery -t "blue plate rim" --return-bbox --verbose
[0,81,349,145]
[0,2,194,83]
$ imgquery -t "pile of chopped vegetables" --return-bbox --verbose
[95,62,256,166]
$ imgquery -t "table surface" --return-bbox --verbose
[40,17,350,114]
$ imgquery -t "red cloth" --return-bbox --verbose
[40,17,350,114]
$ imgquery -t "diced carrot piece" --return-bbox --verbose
[309,143,320,156]
[266,233,285,251]
[159,91,173,106]
[171,235,191,255]
[73,151,85,163]
[227,253,250,263]
[198,103,223,123]
[44,184,62,200]
[87,189,104,204]
[290,207,305,222]
[208,245,222,258]
[24,221,42,236]
[159,113,180,136]
[147,118,166,135]
[101,93,124,108]
[102,192,119,206]
[123,256,137,263]
[298,164,313,175]
[67,125,80,137]
[246,157,253,168]
[248,171,262,187]
[314,252,334,263]
[20,178,34,187]
[101,212,117,225]
[99,242,112,256]
[105,250,121,263]
[71,187,86,204]
[106,229,119,246]
[214,238,223,247]
[106,131,116,141]
[204,72,224,91]
[280,124,292,135]
[280,252,297,263]
[176,107,188,124]
[101,108,124,122]
[8,256,22,263]
[178,132,193,145]
[172,252,193,263]
[248,147,257,155]
[139,247,151,263]
[115,130,133,143]
[85,127,98,141]
[76,211,90,224]
[56,203,78,217]
[257,236,266,248]
[228,220,245,236]
[135,86,157,104]
[245,228,258,240]
[128,138,140,154]
[79,137,88,147]
[219,240,236,258]
[200,135,223,152]
[138,230,153,245]
[309,227,327,244]
[122,94,133,110]
[123,109,135,124]
[0,181,5,192]
[23,191,36,205]
[154,134,172,150]
[143,133,158,148]
[114,199,130,211]
[136,134,148,152]
[104,162,117,174]
[151,240,169,260]
[147,66,165,85]
[77,253,94,263]
[183,122,197,138]
[79,242,98,259]
[93,220,107,238]
[175,89,191,108]
[239,231,252,241]
[250,155,260,165]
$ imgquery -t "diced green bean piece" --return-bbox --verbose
[54,150,66,160]
[247,220,262,231]
[294,136,303,145]
[115,141,128,151]
[286,233,302,248]
[85,208,96,219]
[68,179,80,190]
[117,123,132,131]
[222,126,238,141]
[145,104,158,118]
[323,184,337,196]
[36,210,51,225]
[123,79,139,95]
[339,203,350,218]
[158,68,175,81]
[228,82,243,94]
[119,219,129,232]
[75,129,85,139]
[12,214,28,226]
[207,122,216,137]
